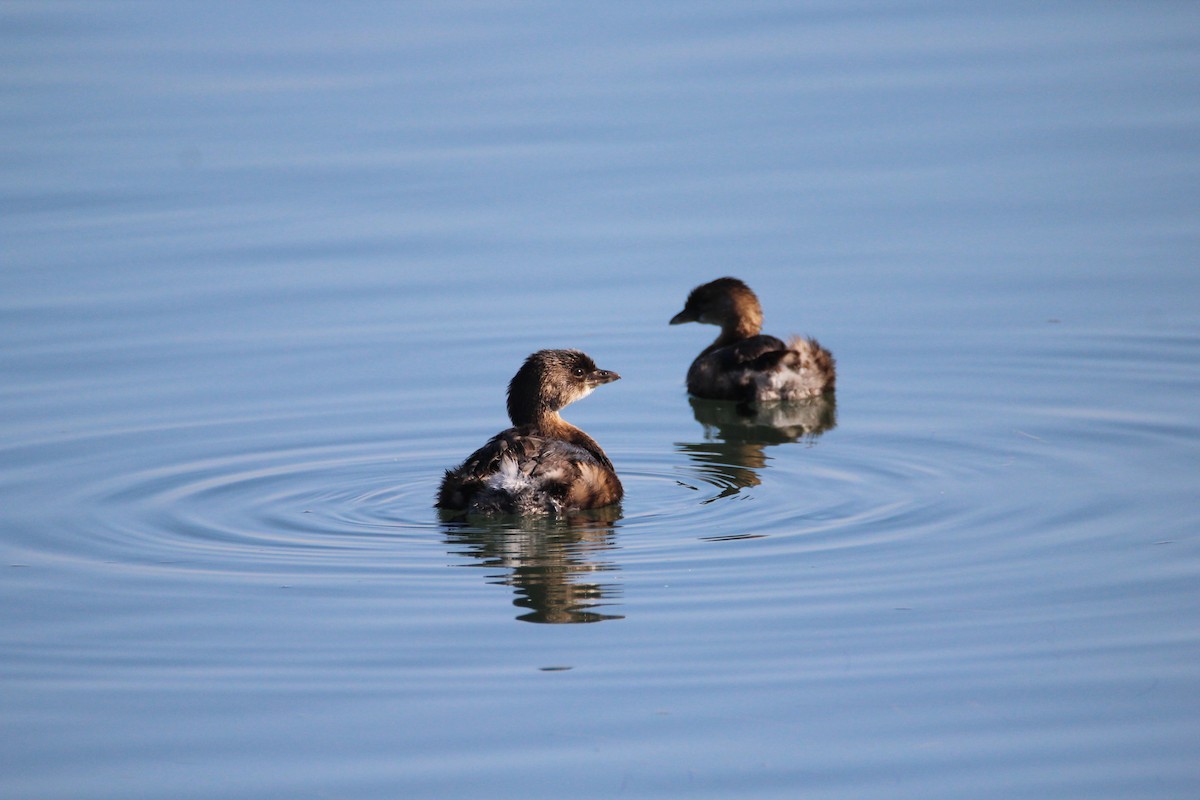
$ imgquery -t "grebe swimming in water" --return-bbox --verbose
[670,277,835,402]
[437,349,623,515]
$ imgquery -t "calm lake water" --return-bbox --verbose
[3,2,1199,798]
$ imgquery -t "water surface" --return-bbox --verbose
[3,3,1199,798]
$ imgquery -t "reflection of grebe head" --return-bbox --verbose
[669,276,763,337]
[507,349,621,426]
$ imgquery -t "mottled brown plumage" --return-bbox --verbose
[437,349,623,516]
[670,277,835,402]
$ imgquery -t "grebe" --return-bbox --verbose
[670,277,835,402]
[437,349,623,515]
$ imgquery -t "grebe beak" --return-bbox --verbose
[669,309,696,325]
[590,369,621,385]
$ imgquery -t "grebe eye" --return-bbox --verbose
[573,367,585,377]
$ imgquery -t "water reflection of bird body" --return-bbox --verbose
[677,395,837,501]
[441,510,624,624]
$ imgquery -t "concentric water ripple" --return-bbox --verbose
[15,384,1026,572]
[13,326,1188,609]
[7,326,1196,632]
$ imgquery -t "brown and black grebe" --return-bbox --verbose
[670,277,835,402]
[437,349,623,515]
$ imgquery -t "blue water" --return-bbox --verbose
[3,3,1199,798]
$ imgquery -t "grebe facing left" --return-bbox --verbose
[670,277,836,402]
[437,349,623,516]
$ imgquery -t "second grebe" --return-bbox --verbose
[670,277,835,402]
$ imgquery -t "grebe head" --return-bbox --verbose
[669,277,763,335]
[506,349,620,426]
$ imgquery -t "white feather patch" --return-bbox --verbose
[486,456,535,496]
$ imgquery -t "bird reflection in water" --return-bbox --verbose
[677,395,836,501]
[441,507,623,624]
